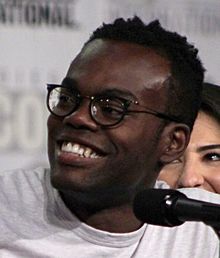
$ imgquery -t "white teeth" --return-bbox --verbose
[66,143,72,152]
[90,153,98,159]
[78,147,84,156]
[72,144,80,153]
[61,142,100,158]
[84,148,92,158]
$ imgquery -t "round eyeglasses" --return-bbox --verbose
[46,84,180,127]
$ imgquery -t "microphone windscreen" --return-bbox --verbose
[133,189,185,226]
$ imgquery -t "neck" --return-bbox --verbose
[60,191,143,233]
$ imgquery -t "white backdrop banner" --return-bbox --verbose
[0,0,219,170]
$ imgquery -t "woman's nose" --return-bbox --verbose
[178,162,204,188]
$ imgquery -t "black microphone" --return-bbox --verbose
[133,189,220,227]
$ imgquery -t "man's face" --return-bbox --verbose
[47,39,171,203]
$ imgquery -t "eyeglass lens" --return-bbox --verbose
[48,86,126,126]
[48,87,79,116]
[91,97,125,126]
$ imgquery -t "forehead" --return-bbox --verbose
[66,39,171,102]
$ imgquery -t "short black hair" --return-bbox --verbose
[86,16,205,130]
[201,82,220,124]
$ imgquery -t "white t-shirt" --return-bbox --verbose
[0,167,219,257]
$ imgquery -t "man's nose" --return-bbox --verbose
[63,99,98,131]
[177,162,204,188]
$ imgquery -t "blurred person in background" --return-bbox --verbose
[158,82,220,193]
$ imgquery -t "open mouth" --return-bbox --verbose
[59,141,102,159]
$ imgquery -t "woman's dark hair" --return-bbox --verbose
[201,82,220,124]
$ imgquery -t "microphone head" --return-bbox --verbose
[133,189,186,227]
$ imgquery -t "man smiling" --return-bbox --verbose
[1,16,220,257]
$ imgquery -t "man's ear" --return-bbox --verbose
[159,123,190,164]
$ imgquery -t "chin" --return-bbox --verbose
[50,166,97,195]
[50,170,82,192]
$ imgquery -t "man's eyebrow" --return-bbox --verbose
[61,78,136,99]
[100,89,136,99]
[198,144,220,152]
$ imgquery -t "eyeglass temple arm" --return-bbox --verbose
[127,110,181,123]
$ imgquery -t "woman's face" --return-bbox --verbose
[158,111,220,193]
